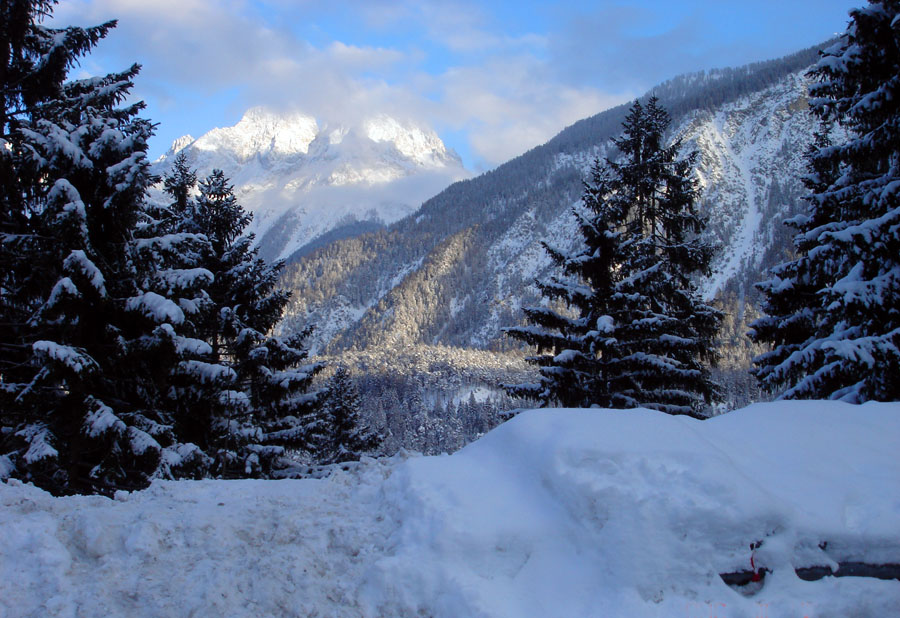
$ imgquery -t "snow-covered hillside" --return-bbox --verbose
[483,68,820,322]
[683,72,820,300]
[278,45,826,356]
[3,401,898,617]
[153,108,468,262]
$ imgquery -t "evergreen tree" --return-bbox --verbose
[162,151,196,225]
[164,168,325,477]
[505,98,720,416]
[0,1,213,493]
[318,366,381,464]
[750,133,841,396]
[751,1,900,402]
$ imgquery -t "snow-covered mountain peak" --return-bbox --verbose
[326,125,349,146]
[151,106,469,262]
[363,114,458,167]
[166,134,194,157]
[191,107,319,162]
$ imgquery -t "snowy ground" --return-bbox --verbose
[2,401,899,617]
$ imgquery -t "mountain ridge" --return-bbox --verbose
[277,42,828,363]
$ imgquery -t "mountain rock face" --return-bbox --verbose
[153,108,468,262]
[279,45,828,363]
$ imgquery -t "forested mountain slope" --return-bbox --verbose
[280,44,828,358]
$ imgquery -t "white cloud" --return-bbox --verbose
[52,0,635,169]
[432,56,631,167]
[56,0,311,88]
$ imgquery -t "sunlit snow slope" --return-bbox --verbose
[152,108,468,262]
[2,401,898,617]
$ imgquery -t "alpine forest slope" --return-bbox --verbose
[279,43,828,369]
[152,109,468,264]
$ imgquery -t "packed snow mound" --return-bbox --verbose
[2,401,899,617]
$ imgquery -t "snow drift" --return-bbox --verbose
[2,401,898,617]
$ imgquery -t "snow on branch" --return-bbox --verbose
[126,292,185,325]
[63,250,107,296]
[177,360,236,385]
[14,424,58,465]
[33,340,99,375]
[83,399,126,438]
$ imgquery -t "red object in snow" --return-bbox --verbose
[750,543,761,582]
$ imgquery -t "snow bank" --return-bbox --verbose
[2,401,899,617]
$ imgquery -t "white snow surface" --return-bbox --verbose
[2,401,899,617]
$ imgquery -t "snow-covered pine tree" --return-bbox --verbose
[751,1,900,402]
[317,366,382,464]
[505,98,720,416]
[750,133,841,396]
[615,99,721,415]
[165,168,325,477]
[0,1,214,494]
[502,157,625,408]
[162,151,196,224]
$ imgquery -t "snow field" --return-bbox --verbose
[2,401,899,617]
[1,463,398,618]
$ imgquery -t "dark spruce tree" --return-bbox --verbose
[0,1,214,493]
[317,366,382,465]
[162,151,196,224]
[751,1,900,402]
[164,168,325,477]
[505,98,720,416]
[749,133,840,397]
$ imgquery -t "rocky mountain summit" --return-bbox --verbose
[153,108,468,262]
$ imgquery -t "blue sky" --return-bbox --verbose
[54,0,859,171]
